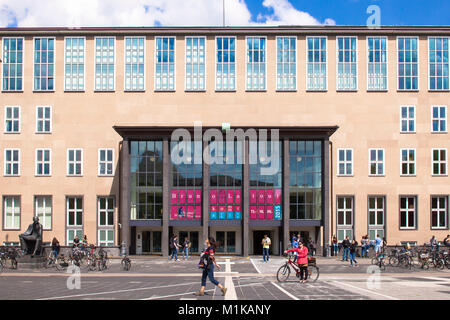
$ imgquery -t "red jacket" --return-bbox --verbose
[287,247,309,265]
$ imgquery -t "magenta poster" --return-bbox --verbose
[186,206,194,219]
[195,190,202,203]
[195,206,202,219]
[210,190,217,204]
[178,206,185,219]
[170,206,178,219]
[227,190,234,203]
[266,205,274,219]
[235,190,241,203]
[187,190,194,203]
[274,189,281,204]
[210,205,217,213]
[258,206,265,219]
[179,190,186,203]
[234,205,241,213]
[258,190,265,203]
[227,205,233,213]
[218,205,226,213]
[250,206,257,219]
[170,190,177,204]
[266,190,273,203]
[218,190,226,204]
[250,190,257,204]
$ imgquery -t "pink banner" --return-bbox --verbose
[266,190,273,203]
[250,190,257,204]
[170,206,178,219]
[266,205,274,220]
[187,190,194,203]
[195,206,202,219]
[195,190,202,204]
[170,190,177,204]
[258,190,265,203]
[227,205,233,213]
[250,206,257,219]
[210,190,217,204]
[179,190,186,203]
[210,205,217,213]
[227,190,234,203]
[258,206,265,219]
[186,206,194,219]
[218,190,226,204]
[274,189,281,204]
[235,190,241,203]
[234,205,241,213]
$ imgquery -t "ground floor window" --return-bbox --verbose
[400,196,417,229]
[98,229,114,246]
[35,196,52,230]
[3,196,20,230]
[67,229,83,246]
[337,196,353,241]
[368,196,385,240]
[431,196,448,229]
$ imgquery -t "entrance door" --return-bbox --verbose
[216,231,236,253]
[142,231,161,254]
[253,231,271,255]
[178,231,199,253]
[142,231,151,253]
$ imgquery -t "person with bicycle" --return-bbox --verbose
[284,241,309,283]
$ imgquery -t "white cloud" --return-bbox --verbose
[0,0,336,27]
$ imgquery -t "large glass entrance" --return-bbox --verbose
[216,231,236,253]
[178,231,199,253]
[142,231,162,254]
[253,230,272,255]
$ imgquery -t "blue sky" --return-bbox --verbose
[0,0,449,28]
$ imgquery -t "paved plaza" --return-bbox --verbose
[0,256,449,300]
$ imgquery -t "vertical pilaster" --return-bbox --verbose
[202,140,210,243]
[120,139,131,254]
[243,139,250,256]
[283,138,290,252]
[323,139,330,257]
[162,138,169,257]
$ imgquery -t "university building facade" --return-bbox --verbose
[0,26,449,256]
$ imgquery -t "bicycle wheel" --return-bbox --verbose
[435,259,445,270]
[371,257,379,265]
[307,266,319,282]
[122,259,131,271]
[388,256,398,266]
[11,259,17,270]
[276,264,291,282]
[0,260,4,273]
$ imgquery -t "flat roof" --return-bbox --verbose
[1,25,450,36]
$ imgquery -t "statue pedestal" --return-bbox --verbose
[16,256,47,269]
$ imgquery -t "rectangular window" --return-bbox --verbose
[337,36,357,91]
[95,37,115,91]
[185,37,206,91]
[401,149,416,176]
[216,37,236,91]
[155,37,175,91]
[64,37,85,91]
[2,37,24,91]
[34,37,55,91]
[400,106,416,133]
[431,196,448,229]
[98,148,114,176]
[67,229,83,246]
[369,149,384,175]
[367,36,387,91]
[36,149,51,176]
[429,37,449,91]
[276,36,296,91]
[67,149,83,176]
[400,196,417,229]
[35,196,52,230]
[307,36,327,91]
[3,196,20,230]
[431,105,447,133]
[4,149,20,176]
[368,196,385,240]
[398,37,419,90]
[36,106,52,133]
[98,197,114,226]
[337,149,353,176]
[98,229,114,246]
[4,106,20,133]
[337,196,353,242]
[246,36,266,91]
[125,36,145,91]
[66,197,83,227]
[432,149,447,176]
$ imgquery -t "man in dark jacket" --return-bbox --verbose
[341,236,350,261]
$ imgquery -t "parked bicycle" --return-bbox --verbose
[45,250,69,271]
[277,254,319,283]
[121,255,131,271]
[0,247,20,270]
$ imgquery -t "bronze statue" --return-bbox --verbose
[19,216,43,257]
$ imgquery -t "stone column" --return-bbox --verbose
[162,138,169,257]
[202,139,210,243]
[322,139,330,257]
[243,139,250,257]
[283,138,290,253]
[120,139,131,254]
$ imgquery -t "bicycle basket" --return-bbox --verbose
[307,257,316,266]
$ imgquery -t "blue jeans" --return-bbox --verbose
[201,264,219,287]
[183,247,189,260]
[262,248,270,262]
[170,248,178,260]
[332,244,339,256]
[342,247,349,261]
[350,252,357,265]
[362,246,368,257]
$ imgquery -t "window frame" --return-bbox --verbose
[366,36,389,91]
[35,148,52,176]
[184,36,206,92]
[399,195,417,230]
[94,36,116,92]
[34,195,52,231]
[4,106,21,134]
[215,36,237,92]
[336,36,358,92]
[97,196,115,227]
[276,35,297,92]
[63,36,86,92]
[1,37,25,92]
[245,35,267,91]
[4,148,20,176]
[35,105,52,134]
[396,36,420,91]
[66,196,83,228]
[400,148,416,176]
[337,148,353,177]
[98,229,115,247]
[98,148,115,176]
[368,148,385,176]
[123,36,146,92]
[431,105,447,133]
[431,148,447,176]
[428,36,450,92]
[67,148,83,176]
[2,195,21,231]
[33,36,56,92]
[66,229,83,246]
[154,36,176,92]
[430,195,449,230]
[306,36,328,91]
[400,105,416,134]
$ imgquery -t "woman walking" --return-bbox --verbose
[194,237,227,296]
[349,239,358,267]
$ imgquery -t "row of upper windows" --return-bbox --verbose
[338,148,448,176]
[4,105,447,135]
[1,36,449,92]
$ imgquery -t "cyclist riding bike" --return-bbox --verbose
[284,241,309,283]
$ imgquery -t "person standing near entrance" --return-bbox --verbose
[341,236,350,261]
[169,235,181,261]
[194,237,227,296]
[182,237,191,260]
[332,235,338,256]
[261,234,271,263]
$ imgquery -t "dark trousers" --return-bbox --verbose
[201,265,220,287]
[299,266,308,280]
